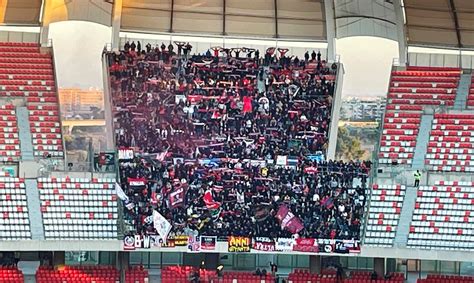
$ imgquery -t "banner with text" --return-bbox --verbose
[228,236,251,252]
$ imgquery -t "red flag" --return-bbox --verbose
[275,204,304,234]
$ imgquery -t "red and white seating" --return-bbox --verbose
[467,75,474,108]
[36,265,119,283]
[0,267,24,283]
[380,67,462,166]
[389,67,460,108]
[379,112,421,165]
[38,177,118,239]
[0,41,64,158]
[364,184,405,246]
[0,175,31,240]
[345,271,404,283]
[161,266,218,283]
[417,274,474,283]
[125,266,149,283]
[287,269,337,283]
[0,104,20,162]
[425,113,474,172]
[408,181,474,250]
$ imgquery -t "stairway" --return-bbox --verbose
[393,186,418,247]
[24,179,45,240]
[411,114,433,169]
[15,107,34,161]
[453,73,471,110]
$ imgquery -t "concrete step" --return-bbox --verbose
[453,74,471,110]
[24,179,45,240]
[394,186,418,247]
[16,107,34,161]
[411,114,433,169]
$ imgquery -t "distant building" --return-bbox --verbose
[59,88,104,119]
[340,96,386,121]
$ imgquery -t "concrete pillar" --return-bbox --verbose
[309,255,321,274]
[117,252,130,283]
[52,251,65,267]
[111,0,123,51]
[324,0,337,62]
[386,258,397,273]
[39,26,50,47]
[393,0,407,65]
[374,258,385,278]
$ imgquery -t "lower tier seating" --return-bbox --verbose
[36,265,119,283]
[0,267,24,283]
[408,181,474,250]
[346,271,404,283]
[364,184,405,247]
[38,177,118,239]
[0,177,31,240]
[125,266,148,283]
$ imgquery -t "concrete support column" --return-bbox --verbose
[324,0,337,62]
[393,0,407,65]
[52,251,65,267]
[374,258,385,278]
[309,255,321,274]
[111,0,123,51]
[39,26,50,47]
[117,251,130,283]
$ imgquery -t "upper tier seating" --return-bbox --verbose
[38,177,118,239]
[378,112,420,165]
[408,180,474,250]
[0,104,20,162]
[425,113,474,172]
[379,67,461,166]
[0,41,64,158]
[417,274,474,283]
[0,267,24,283]
[364,184,405,247]
[0,176,31,240]
[467,75,474,108]
[36,265,119,283]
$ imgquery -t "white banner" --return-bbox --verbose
[153,210,172,243]
[115,183,129,202]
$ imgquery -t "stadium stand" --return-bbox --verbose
[417,274,474,283]
[346,271,404,282]
[36,265,119,283]
[425,113,474,172]
[379,66,461,165]
[0,104,20,162]
[407,180,474,250]
[37,177,118,239]
[288,269,338,283]
[109,43,370,240]
[0,175,31,240]
[0,267,24,283]
[161,265,218,283]
[0,41,64,158]
[364,184,405,247]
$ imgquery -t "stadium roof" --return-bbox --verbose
[403,0,474,48]
[0,0,473,48]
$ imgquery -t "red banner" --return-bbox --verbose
[275,204,304,234]
[293,238,319,253]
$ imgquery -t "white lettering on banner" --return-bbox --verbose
[129,181,145,186]
[281,213,294,227]
[134,235,152,249]
[118,149,134,160]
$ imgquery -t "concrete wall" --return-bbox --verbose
[326,62,344,160]
[0,30,39,43]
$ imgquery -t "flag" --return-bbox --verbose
[203,189,220,210]
[115,183,129,202]
[169,187,185,208]
[156,150,168,162]
[275,204,304,234]
[153,210,172,243]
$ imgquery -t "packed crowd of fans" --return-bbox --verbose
[109,41,369,240]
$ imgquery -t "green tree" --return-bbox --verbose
[336,126,366,161]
